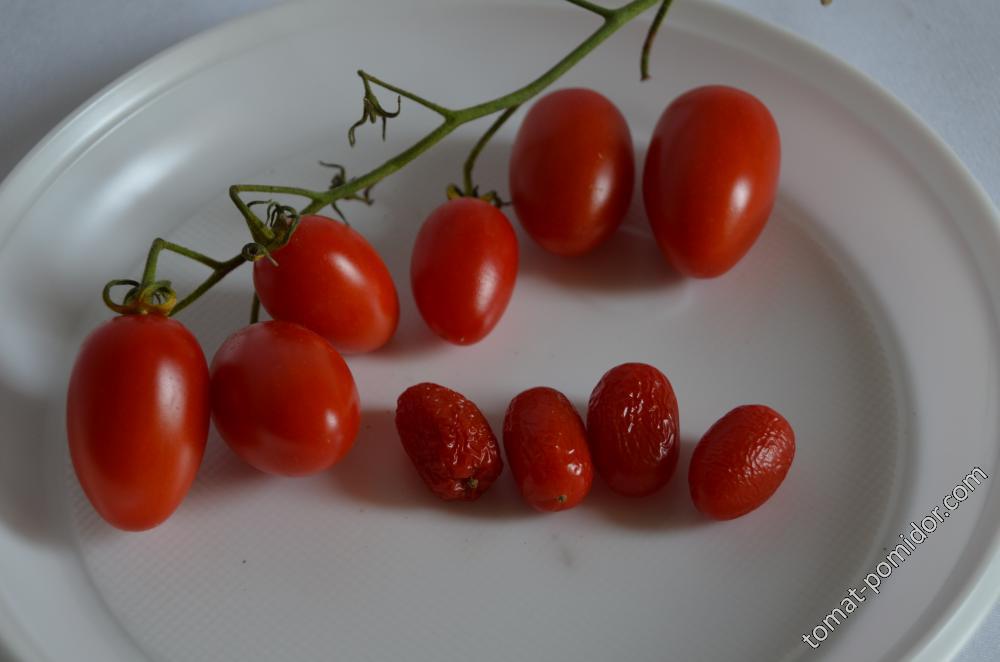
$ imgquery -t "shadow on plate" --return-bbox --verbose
[179,432,272,509]
[0,379,69,548]
[331,406,708,529]
[361,134,684,299]
[517,214,684,293]
[330,408,531,520]
[585,438,708,532]
[369,309,443,359]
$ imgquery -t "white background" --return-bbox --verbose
[1,0,997,659]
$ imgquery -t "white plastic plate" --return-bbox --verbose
[0,1,997,660]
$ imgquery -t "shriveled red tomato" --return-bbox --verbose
[253,215,398,354]
[510,88,634,256]
[643,85,780,277]
[587,362,679,497]
[67,314,210,531]
[210,320,360,476]
[503,387,593,512]
[689,405,795,520]
[395,382,503,501]
[411,198,518,345]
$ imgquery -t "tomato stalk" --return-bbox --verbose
[105,0,669,317]
[170,254,247,316]
[564,0,615,18]
[640,0,674,81]
[234,0,664,211]
[456,105,520,203]
[250,293,262,324]
[101,238,242,315]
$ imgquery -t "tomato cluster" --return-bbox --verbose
[67,83,789,530]
[394,364,794,518]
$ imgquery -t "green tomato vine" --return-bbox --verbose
[103,0,679,318]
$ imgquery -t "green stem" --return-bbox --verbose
[233,183,325,201]
[461,0,657,116]
[109,237,245,316]
[228,186,275,244]
[300,118,460,215]
[564,0,614,18]
[640,0,673,81]
[463,106,519,196]
[143,238,228,279]
[296,0,658,215]
[170,254,247,316]
[359,71,455,119]
[250,293,261,324]
[129,0,661,315]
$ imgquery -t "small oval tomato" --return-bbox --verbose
[689,405,795,520]
[587,362,679,497]
[643,85,780,277]
[67,314,209,531]
[210,320,360,476]
[510,88,634,256]
[253,215,398,354]
[395,382,503,501]
[503,387,593,512]
[411,198,518,344]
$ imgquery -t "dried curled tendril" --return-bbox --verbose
[102,279,177,316]
[248,200,299,234]
[320,161,375,221]
[348,72,401,147]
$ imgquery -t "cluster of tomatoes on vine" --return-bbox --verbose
[67,83,793,531]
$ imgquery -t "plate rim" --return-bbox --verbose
[0,1,997,660]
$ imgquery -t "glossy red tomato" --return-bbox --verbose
[510,88,634,256]
[210,320,360,476]
[503,387,593,512]
[587,362,679,497]
[67,314,210,531]
[411,198,518,344]
[689,405,795,520]
[253,214,398,354]
[643,85,780,277]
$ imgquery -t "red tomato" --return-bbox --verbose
[689,405,795,520]
[253,215,398,354]
[210,320,360,476]
[643,85,780,277]
[67,314,209,531]
[503,387,593,512]
[587,363,679,497]
[510,88,634,256]
[395,382,503,501]
[411,198,518,344]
